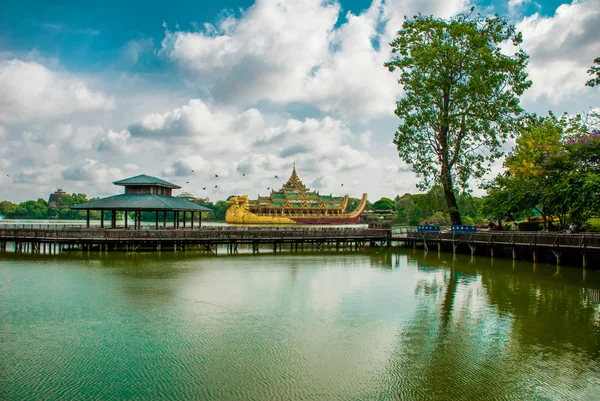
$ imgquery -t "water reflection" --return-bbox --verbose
[376,250,600,400]
[1,249,599,400]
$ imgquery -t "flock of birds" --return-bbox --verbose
[2,169,347,194]
[181,169,345,193]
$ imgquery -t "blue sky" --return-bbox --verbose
[1,0,567,71]
[0,0,598,203]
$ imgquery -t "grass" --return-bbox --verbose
[587,217,600,231]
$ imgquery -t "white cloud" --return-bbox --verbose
[128,99,262,152]
[0,59,115,124]
[517,0,600,104]
[508,0,532,15]
[97,129,135,154]
[160,0,402,119]
[61,159,124,183]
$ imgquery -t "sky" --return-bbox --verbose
[0,0,599,203]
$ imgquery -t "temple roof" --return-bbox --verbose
[281,164,308,192]
[113,174,181,189]
[71,194,212,211]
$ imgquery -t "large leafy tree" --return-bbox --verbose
[385,9,531,225]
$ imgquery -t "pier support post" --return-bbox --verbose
[512,248,517,260]
[582,252,587,268]
[533,250,537,263]
[551,249,561,265]
[469,245,476,255]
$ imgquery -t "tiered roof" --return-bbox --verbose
[281,164,308,192]
[72,174,210,212]
[113,174,181,189]
[249,165,345,211]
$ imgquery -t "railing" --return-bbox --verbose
[401,230,600,249]
[0,227,391,242]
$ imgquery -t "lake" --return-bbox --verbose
[1,248,599,400]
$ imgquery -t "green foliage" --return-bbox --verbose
[345,197,373,214]
[586,57,600,88]
[209,200,230,221]
[394,186,485,226]
[0,193,99,220]
[385,8,531,225]
[483,113,600,228]
[0,201,18,217]
[13,199,49,219]
[372,197,396,211]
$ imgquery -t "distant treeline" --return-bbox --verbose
[346,186,485,226]
[0,195,232,222]
[0,188,485,225]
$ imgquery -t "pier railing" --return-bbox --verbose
[0,227,391,242]
[400,230,600,250]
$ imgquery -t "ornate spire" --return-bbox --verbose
[281,163,308,192]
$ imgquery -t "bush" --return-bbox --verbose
[517,221,543,231]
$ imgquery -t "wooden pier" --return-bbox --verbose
[2,226,600,267]
[0,226,392,254]
[398,230,600,268]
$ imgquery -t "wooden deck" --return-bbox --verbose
[394,230,600,250]
[0,226,391,253]
[394,230,600,268]
[2,226,600,267]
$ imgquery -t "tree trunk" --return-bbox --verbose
[440,164,462,225]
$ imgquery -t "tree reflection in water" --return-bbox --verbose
[375,250,600,400]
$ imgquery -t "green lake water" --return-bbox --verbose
[1,248,599,400]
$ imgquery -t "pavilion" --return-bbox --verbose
[71,174,212,229]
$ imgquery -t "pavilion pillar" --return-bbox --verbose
[112,209,117,228]
[191,212,194,229]
[163,211,167,229]
[125,212,128,229]
[101,210,104,228]
[174,211,178,229]
[183,212,187,229]
[86,210,90,228]
[199,212,202,228]
[137,210,141,230]
[155,211,159,230]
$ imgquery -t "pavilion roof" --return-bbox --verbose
[71,194,212,211]
[113,174,181,189]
